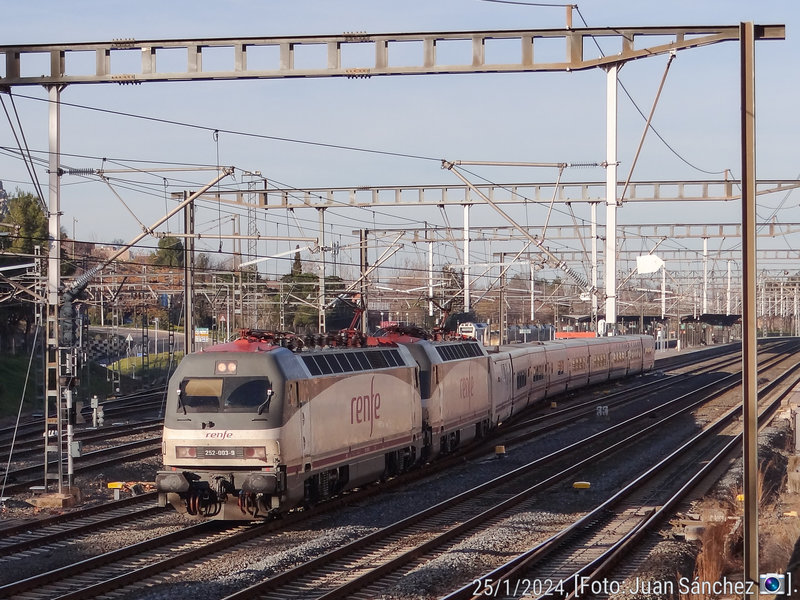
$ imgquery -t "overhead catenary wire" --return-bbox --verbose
[7,91,442,164]
[618,51,677,205]
[572,5,729,177]
[0,93,47,210]
[0,41,772,315]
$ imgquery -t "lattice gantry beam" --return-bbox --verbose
[366,221,800,242]
[184,179,800,211]
[0,25,784,87]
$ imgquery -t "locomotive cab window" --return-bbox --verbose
[179,378,223,412]
[177,377,273,413]
[225,378,272,412]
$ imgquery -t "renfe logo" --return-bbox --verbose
[204,430,234,439]
[351,376,381,436]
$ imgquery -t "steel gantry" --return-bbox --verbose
[0,25,785,579]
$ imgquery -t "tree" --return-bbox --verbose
[0,190,47,353]
[291,245,303,276]
[152,236,184,267]
[0,190,47,255]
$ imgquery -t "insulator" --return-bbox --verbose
[566,162,602,169]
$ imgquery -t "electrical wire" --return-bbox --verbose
[0,323,40,500]
[480,0,571,6]
[8,91,442,164]
[0,95,47,210]
[572,6,729,177]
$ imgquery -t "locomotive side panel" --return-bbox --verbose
[286,368,421,471]
[281,346,423,505]
[430,354,491,451]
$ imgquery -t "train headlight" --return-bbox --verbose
[215,360,237,374]
[175,446,197,458]
[244,446,267,459]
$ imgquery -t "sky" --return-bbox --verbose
[1,0,798,304]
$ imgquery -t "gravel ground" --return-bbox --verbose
[95,372,702,600]
[4,368,793,600]
[606,416,797,600]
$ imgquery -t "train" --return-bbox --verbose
[155,329,655,519]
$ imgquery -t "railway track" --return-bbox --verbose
[212,345,798,600]
[0,493,163,556]
[0,344,776,600]
[0,421,162,460]
[444,351,800,600]
[0,342,788,600]
[1,437,162,496]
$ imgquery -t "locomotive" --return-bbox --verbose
[155,329,654,519]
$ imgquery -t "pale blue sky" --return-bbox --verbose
[1,1,797,290]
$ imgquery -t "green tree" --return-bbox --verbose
[0,191,47,352]
[152,236,184,267]
[291,245,303,276]
[1,190,47,254]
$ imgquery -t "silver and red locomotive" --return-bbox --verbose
[156,329,654,519]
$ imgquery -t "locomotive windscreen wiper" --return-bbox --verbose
[257,389,275,415]
[176,388,187,415]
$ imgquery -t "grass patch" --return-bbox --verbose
[0,350,184,418]
[0,353,38,418]
[110,351,184,381]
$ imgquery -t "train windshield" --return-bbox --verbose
[178,377,272,413]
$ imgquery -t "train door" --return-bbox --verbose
[490,353,513,423]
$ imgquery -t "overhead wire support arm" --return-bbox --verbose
[96,173,153,234]
[328,233,405,309]
[442,160,594,293]
[68,167,234,292]
[618,50,677,206]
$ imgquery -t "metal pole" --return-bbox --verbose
[530,262,535,322]
[65,387,73,488]
[428,225,434,318]
[591,202,598,331]
[740,21,759,598]
[45,84,63,493]
[727,260,732,315]
[463,205,470,313]
[183,193,195,354]
[703,237,709,314]
[360,229,368,335]
[318,208,326,333]
[605,64,619,335]
[499,253,505,345]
